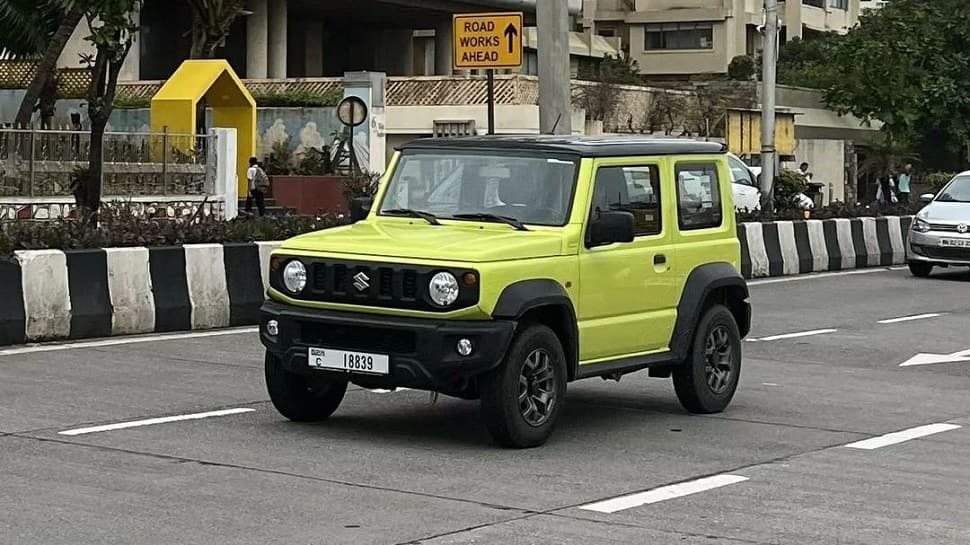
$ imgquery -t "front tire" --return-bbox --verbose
[908,261,933,278]
[480,324,567,448]
[673,304,742,414]
[265,351,348,422]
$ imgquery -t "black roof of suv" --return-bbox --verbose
[398,134,728,158]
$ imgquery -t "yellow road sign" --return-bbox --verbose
[453,12,523,70]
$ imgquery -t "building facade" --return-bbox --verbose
[581,0,861,77]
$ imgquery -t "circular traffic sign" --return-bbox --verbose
[337,96,368,127]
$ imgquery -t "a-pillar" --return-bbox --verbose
[343,71,387,174]
[268,0,288,78]
[305,21,323,77]
[246,0,268,78]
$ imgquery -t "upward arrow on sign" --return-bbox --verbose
[504,23,518,54]
[899,349,970,367]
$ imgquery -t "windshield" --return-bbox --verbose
[378,150,579,226]
[936,175,970,203]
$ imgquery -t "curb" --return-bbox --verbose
[0,242,281,347]
[0,216,915,347]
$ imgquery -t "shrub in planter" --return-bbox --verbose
[0,206,346,256]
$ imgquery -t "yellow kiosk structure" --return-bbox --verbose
[725,108,798,161]
[150,60,256,196]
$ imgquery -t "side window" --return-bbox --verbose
[675,163,723,230]
[728,156,754,187]
[591,165,662,236]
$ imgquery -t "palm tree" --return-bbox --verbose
[0,0,85,128]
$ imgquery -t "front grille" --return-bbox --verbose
[288,258,479,312]
[928,223,963,232]
[299,322,416,354]
[912,244,970,260]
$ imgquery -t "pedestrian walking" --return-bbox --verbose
[246,156,269,216]
[897,163,913,204]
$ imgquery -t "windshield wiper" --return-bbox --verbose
[382,208,440,225]
[451,213,529,231]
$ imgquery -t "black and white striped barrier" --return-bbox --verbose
[0,216,916,347]
[0,242,279,346]
[738,216,913,279]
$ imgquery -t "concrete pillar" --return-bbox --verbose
[537,0,572,134]
[268,0,288,79]
[246,0,268,78]
[305,21,323,77]
[434,20,453,75]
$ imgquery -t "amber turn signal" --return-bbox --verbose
[462,272,478,286]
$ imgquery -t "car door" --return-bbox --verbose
[727,154,761,211]
[577,160,680,363]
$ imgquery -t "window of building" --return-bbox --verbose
[829,0,848,9]
[645,23,714,51]
[675,163,723,230]
[591,165,663,237]
[803,0,825,8]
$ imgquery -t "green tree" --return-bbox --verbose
[823,0,970,171]
[0,0,85,127]
[574,52,641,123]
[76,0,142,221]
[775,33,844,89]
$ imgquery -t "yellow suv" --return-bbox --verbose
[260,136,751,448]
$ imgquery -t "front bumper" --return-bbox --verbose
[259,300,516,391]
[907,231,970,265]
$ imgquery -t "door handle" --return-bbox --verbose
[654,254,667,265]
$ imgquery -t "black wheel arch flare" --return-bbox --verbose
[670,262,751,362]
[491,279,580,381]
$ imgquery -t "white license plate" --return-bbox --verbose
[308,347,389,375]
[940,238,970,248]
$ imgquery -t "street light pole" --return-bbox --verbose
[537,0,571,135]
[760,0,779,207]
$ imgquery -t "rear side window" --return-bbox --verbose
[675,163,723,230]
[591,165,662,236]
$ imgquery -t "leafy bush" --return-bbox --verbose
[263,140,294,175]
[295,146,335,176]
[343,170,381,201]
[737,200,925,223]
[252,89,343,108]
[0,207,345,256]
[113,96,151,109]
[773,169,809,212]
[727,55,756,81]
[925,172,955,190]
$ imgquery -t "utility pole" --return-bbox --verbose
[537,0,572,135]
[760,0,779,207]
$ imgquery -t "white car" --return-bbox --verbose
[729,155,814,212]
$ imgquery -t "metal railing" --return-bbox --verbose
[0,128,210,198]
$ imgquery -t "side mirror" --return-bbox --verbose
[588,210,635,248]
[350,197,373,223]
[920,193,935,203]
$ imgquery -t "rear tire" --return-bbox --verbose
[265,351,348,422]
[480,324,567,449]
[908,261,933,278]
[673,304,742,414]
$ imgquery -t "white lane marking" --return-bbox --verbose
[877,313,942,324]
[748,266,906,286]
[58,408,256,436]
[0,327,259,357]
[368,388,412,394]
[579,474,749,514]
[844,423,962,450]
[762,383,779,386]
[746,329,837,342]
[899,349,970,367]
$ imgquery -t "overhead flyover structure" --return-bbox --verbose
[150,60,256,196]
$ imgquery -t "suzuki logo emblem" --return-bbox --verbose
[353,272,370,292]
[958,224,968,234]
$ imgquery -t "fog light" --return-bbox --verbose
[266,320,279,336]
[456,338,473,357]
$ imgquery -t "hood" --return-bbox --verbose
[281,221,567,263]
[920,202,970,224]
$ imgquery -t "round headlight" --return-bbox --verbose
[429,271,459,307]
[282,260,307,294]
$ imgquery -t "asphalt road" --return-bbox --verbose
[2,266,970,545]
